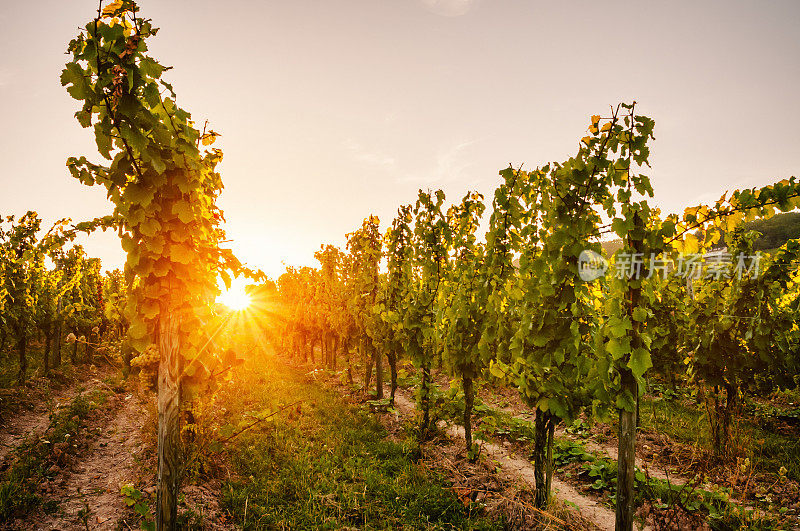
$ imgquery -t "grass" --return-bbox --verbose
[219,355,502,530]
[639,392,709,447]
[640,388,800,482]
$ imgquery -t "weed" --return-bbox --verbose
[120,483,154,530]
[219,358,500,530]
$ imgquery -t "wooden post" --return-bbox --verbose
[463,376,474,459]
[375,340,384,399]
[363,337,374,390]
[16,327,27,384]
[421,360,431,436]
[388,351,398,405]
[616,211,644,531]
[85,327,93,365]
[156,310,181,530]
[44,330,51,376]
[54,298,62,368]
[533,407,550,508]
[616,370,637,531]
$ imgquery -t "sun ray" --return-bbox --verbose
[218,278,252,311]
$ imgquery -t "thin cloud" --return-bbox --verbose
[398,138,479,185]
[419,0,479,17]
[343,138,397,168]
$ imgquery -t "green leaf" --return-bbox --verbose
[611,217,631,238]
[95,123,112,160]
[628,347,652,379]
[148,147,167,173]
[609,323,628,339]
[607,338,629,360]
[139,218,161,237]
[632,307,648,322]
[121,122,148,154]
[532,332,549,347]
[139,57,165,79]
[121,235,136,253]
[143,82,161,108]
[61,63,91,100]
[489,361,505,380]
[75,109,92,128]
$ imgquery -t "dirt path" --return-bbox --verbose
[391,393,624,531]
[495,398,771,523]
[16,391,150,530]
[497,403,686,485]
[0,404,56,467]
[0,367,114,470]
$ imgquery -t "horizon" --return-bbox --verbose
[1,0,798,279]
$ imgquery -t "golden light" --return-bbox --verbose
[217,278,252,311]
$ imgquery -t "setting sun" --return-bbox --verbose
[218,278,252,311]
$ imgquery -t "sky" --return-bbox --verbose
[1,0,798,279]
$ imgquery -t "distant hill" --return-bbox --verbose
[600,239,624,256]
[597,212,800,255]
[519,213,800,262]
[743,212,800,251]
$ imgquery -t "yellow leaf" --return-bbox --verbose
[152,258,170,277]
[601,122,612,132]
[581,136,592,145]
[139,218,161,237]
[536,397,549,412]
[128,318,148,340]
[684,232,699,254]
[141,299,159,319]
[201,130,220,146]
[172,200,194,223]
[124,184,154,208]
[144,235,165,255]
[102,0,124,17]
[121,235,136,253]
[591,114,601,126]
[170,243,194,264]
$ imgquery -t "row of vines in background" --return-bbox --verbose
[0,212,132,384]
[276,104,800,529]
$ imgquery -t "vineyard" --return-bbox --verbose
[1,1,799,530]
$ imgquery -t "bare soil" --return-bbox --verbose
[0,366,114,471]
[5,380,232,530]
[7,388,147,530]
